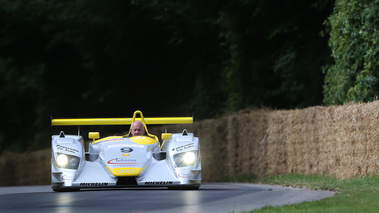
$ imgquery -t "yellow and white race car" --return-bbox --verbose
[51,110,201,192]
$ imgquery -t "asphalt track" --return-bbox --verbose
[0,183,334,213]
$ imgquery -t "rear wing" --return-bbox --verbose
[52,110,193,140]
[51,110,193,126]
[51,117,193,126]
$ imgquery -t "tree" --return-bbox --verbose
[217,0,334,112]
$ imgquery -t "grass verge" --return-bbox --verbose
[227,174,379,213]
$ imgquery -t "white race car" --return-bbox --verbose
[51,110,201,192]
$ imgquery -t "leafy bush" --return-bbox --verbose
[323,0,379,105]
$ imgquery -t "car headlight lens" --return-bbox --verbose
[55,153,80,169]
[57,154,68,166]
[173,151,197,167]
[183,152,196,164]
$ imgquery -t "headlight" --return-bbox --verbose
[55,153,80,169]
[183,152,196,164]
[57,154,68,166]
[173,151,197,167]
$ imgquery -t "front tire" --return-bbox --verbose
[168,185,200,190]
[52,187,80,192]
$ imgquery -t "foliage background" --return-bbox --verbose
[0,0,353,153]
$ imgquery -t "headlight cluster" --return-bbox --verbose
[55,153,80,169]
[173,151,197,167]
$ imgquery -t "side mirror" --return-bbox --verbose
[161,133,172,140]
[89,132,100,142]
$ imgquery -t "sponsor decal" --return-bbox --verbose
[56,145,79,153]
[172,143,195,152]
[145,181,173,185]
[103,138,125,143]
[108,144,126,148]
[117,168,137,174]
[107,158,139,164]
[80,182,108,186]
[178,172,191,178]
[120,147,133,153]
[62,175,74,180]
[108,144,143,148]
